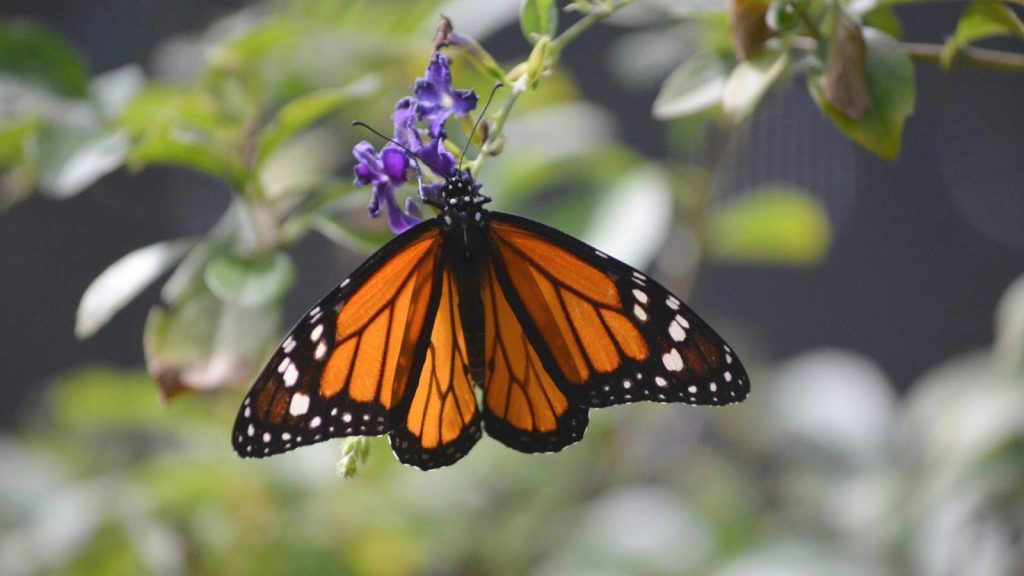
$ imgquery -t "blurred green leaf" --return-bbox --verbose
[722,47,788,122]
[940,1,1024,68]
[822,11,870,121]
[37,131,130,198]
[310,213,392,254]
[520,0,559,42]
[859,5,903,38]
[708,184,831,264]
[89,65,146,120]
[0,115,39,167]
[144,288,280,398]
[766,0,805,33]
[652,52,728,120]
[76,238,196,339]
[129,131,248,190]
[204,251,296,306]
[808,27,915,160]
[48,367,213,431]
[0,19,88,96]
[995,273,1024,373]
[258,77,378,165]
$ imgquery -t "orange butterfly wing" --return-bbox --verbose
[232,223,442,457]
[480,263,589,453]
[388,267,481,469]
[487,212,749,410]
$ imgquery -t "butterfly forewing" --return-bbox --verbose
[232,223,443,458]
[486,212,750,409]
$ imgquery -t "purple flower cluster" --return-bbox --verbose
[353,52,479,233]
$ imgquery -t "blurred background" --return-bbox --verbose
[1,0,1023,574]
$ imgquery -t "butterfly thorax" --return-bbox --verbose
[438,170,490,236]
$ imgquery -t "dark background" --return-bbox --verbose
[2,1,1022,426]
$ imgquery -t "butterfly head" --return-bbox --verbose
[437,169,490,230]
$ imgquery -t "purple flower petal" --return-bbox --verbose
[415,136,455,177]
[413,52,479,137]
[392,97,419,149]
[380,146,409,183]
[382,189,421,233]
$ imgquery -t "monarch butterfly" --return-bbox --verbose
[232,167,750,470]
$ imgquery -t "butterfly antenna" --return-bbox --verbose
[458,82,504,171]
[351,121,445,175]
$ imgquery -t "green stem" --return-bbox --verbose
[469,0,634,177]
[549,0,636,56]
[904,41,1024,75]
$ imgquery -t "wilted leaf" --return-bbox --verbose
[204,251,296,306]
[808,27,914,160]
[653,52,729,120]
[823,12,870,121]
[730,0,772,59]
[76,239,196,339]
[144,289,280,399]
[940,1,1024,69]
[708,184,830,264]
[722,47,788,122]
[520,0,558,42]
[0,19,88,96]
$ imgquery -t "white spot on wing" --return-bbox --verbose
[262,432,271,443]
[655,376,668,387]
[289,393,310,416]
[632,288,648,304]
[340,278,350,288]
[310,324,324,342]
[669,318,687,342]
[315,340,327,360]
[687,385,697,394]
[310,416,322,429]
[662,348,684,372]
[278,357,290,374]
[283,363,299,387]
[247,424,255,437]
[666,296,680,310]
[633,304,648,322]
[282,337,297,354]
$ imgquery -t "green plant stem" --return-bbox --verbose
[792,3,823,43]
[903,42,1024,75]
[550,0,636,56]
[791,35,1024,75]
[469,0,634,178]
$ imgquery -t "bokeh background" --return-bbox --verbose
[2,1,1023,574]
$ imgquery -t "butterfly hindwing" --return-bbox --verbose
[486,212,750,410]
[480,264,589,453]
[388,267,482,469]
[232,221,443,458]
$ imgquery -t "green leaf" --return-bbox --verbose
[76,239,195,339]
[0,116,39,167]
[708,185,831,265]
[36,131,130,199]
[940,1,1024,68]
[144,288,280,398]
[995,273,1024,373]
[129,132,248,190]
[766,0,805,33]
[722,47,788,122]
[204,251,296,306]
[258,76,379,165]
[652,52,729,120]
[0,19,88,96]
[808,27,915,160]
[520,0,559,42]
[310,213,392,255]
